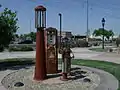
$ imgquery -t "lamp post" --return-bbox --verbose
[101,18,105,49]
[34,5,47,81]
[58,13,62,72]
[59,13,62,49]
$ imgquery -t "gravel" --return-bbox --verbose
[1,66,100,90]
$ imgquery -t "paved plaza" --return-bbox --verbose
[0,47,120,64]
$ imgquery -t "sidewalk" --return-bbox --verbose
[0,48,120,64]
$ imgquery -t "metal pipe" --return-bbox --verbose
[59,13,62,71]
[102,26,105,49]
[59,13,62,48]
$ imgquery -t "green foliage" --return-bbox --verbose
[0,46,4,52]
[20,46,33,51]
[29,32,36,41]
[93,28,114,40]
[105,30,114,40]
[9,46,33,52]
[116,38,120,47]
[93,28,103,36]
[20,32,36,41]
[77,40,88,47]
[0,8,19,49]
[15,34,19,38]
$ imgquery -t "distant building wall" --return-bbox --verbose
[58,31,72,38]
[57,31,72,44]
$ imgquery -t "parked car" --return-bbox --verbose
[18,40,33,44]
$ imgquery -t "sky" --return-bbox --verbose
[0,0,120,36]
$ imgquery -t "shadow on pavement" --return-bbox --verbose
[0,59,35,71]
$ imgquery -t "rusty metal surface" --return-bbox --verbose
[34,30,47,81]
[46,45,58,74]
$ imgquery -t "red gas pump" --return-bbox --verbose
[45,27,58,74]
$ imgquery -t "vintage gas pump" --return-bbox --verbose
[60,37,74,80]
[45,27,58,74]
[34,5,47,81]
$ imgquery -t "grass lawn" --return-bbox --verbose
[71,59,120,90]
[89,48,108,52]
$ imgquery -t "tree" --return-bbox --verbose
[28,32,36,41]
[20,32,36,41]
[20,34,24,40]
[0,8,19,50]
[15,34,19,38]
[13,34,19,41]
[93,28,114,40]
[109,30,114,40]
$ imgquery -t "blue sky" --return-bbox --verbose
[0,0,120,35]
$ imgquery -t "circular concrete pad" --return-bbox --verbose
[1,65,118,90]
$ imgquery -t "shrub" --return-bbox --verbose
[93,42,100,46]
[109,48,113,52]
[9,46,34,52]
[88,43,92,47]
[78,40,88,47]
[9,47,19,52]
[20,46,33,51]
[116,38,120,47]
[0,46,4,52]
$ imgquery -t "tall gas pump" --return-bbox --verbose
[45,27,58,74]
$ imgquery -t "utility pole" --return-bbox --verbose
[30,20,32,33]
[86,0,89,42]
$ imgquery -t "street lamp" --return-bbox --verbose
[34,5,47,81]
[101,18,105,49]
[0,4,2,8]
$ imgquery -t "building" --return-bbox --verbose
[71,35,86,40]
[57,31,72,44]
[57,31,72,39]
